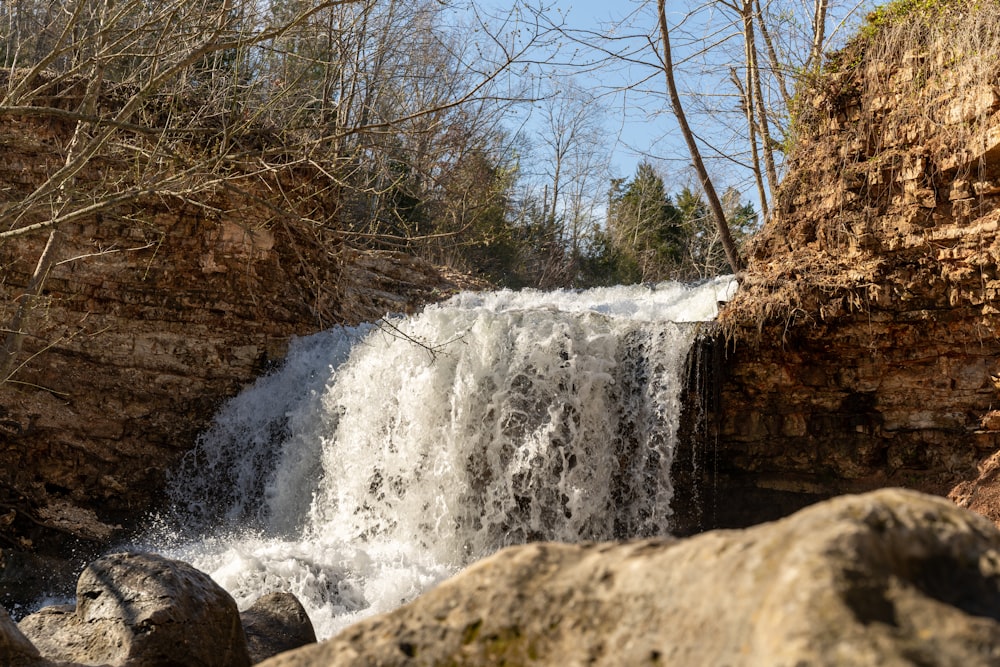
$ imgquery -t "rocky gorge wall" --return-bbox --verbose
[0,101,475,603]
[709,2,1000,529]
[9,0,1000,615]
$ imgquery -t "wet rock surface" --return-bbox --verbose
[241,592,317,664]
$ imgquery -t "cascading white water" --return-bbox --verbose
[141,276,736,639]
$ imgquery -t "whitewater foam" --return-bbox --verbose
[143,276,735,638]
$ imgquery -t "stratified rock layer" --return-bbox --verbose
[259,489,1000,667]
[714,3,1000,526]
[0,96,477,572]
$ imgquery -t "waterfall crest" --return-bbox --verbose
[147,276,736,638]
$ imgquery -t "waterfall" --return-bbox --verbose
[142,276,736,639]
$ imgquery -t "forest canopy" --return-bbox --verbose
[0,0,873,294]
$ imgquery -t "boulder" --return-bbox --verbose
[0,606,45,667]
[241,592,317,663]
[260,489,1000,666]
[18,552,251,667]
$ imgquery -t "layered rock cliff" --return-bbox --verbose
[712,1,1000,527]
[0,95,476,595]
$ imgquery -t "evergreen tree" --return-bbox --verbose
[581,167,757,285]
[674,186,757,280]
[605,161,684,282]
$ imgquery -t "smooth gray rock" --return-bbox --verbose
[241,592,317,663]
[19,552,251,667]
[260,488,1000,667]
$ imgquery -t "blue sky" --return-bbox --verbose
[546,0,669,180]
[525,0,876,197]
[514,0,758,193]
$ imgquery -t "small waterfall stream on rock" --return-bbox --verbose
[139,276,736,639]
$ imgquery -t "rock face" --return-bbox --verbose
[0,86,479,592]
[712,2,1000,528]
[7,551,318,666]
[18,552,251,667]
[258,488,1000,667]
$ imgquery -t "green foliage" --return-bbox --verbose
[417,145,526,285]
[672,186,756,280]
[603,162,685,282]
[859,0,970,41]
[504,205,567,288]
[580,163,757,284]
[577,163,756,285]
[576,228,642,287]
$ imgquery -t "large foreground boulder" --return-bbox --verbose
[18,552,251,667]
[261,488,1000,666]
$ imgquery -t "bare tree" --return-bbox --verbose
[532,0,854,267]
[534,78,611,282]
[0,0,550,383]
[656,0,744,273]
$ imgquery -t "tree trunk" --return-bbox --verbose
[806,0,829,73]
[731,68,769,219]
[656,0,744,274]
[744,0,779,202]
[754,0,793,109]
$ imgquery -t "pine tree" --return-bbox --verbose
[606,161,684,282]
